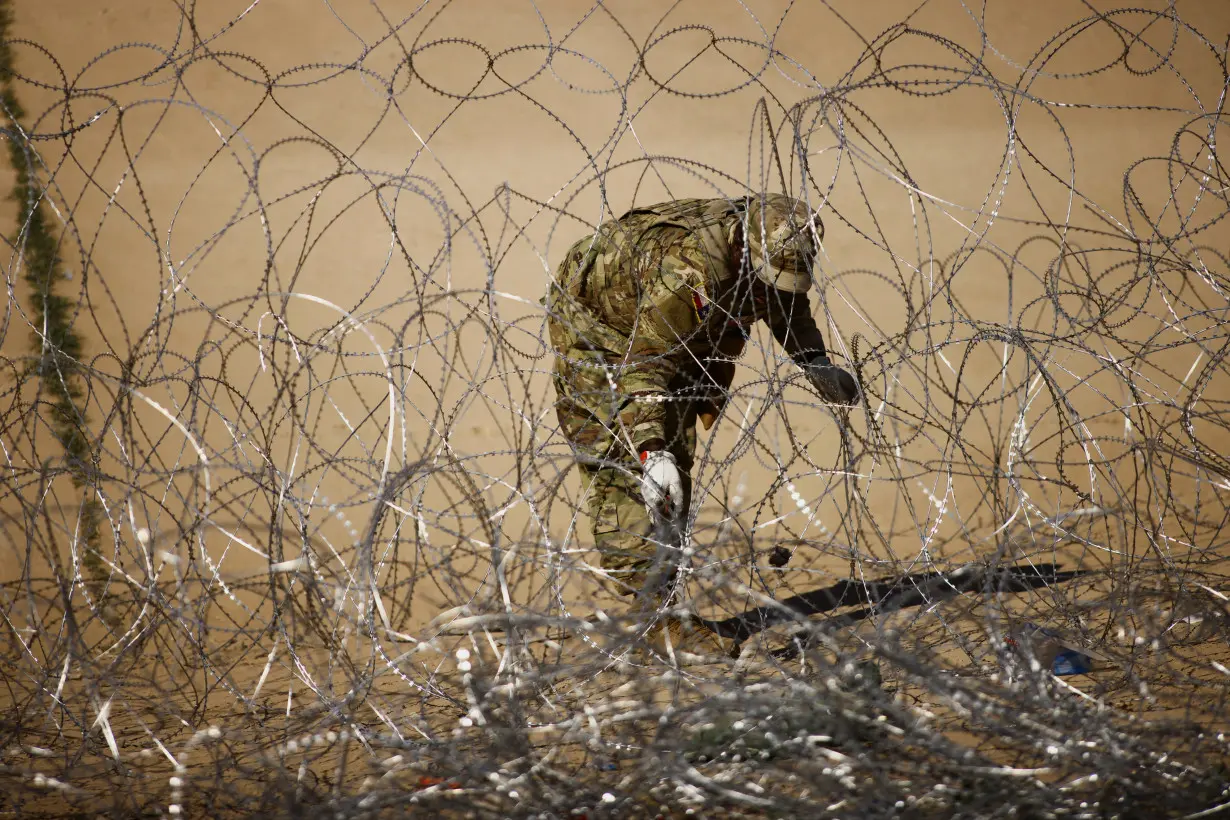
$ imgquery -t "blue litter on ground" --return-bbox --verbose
[1052,648,1093,676]
[1006,624,1096,676]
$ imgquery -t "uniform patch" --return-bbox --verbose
[691,289,710,322]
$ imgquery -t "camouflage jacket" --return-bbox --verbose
[547,197,828,458]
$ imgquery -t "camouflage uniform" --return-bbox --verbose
[546,195,833,597]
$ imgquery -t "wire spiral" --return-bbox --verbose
[1,2,1228,817]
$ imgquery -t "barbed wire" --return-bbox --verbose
[1,1,1228,817]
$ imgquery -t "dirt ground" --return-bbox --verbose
[2,0,1229,815]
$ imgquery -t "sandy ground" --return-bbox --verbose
[1,4,1229,811]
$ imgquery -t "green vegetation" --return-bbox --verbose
[0,0,107,603]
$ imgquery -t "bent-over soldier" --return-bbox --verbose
[545,193,859,617]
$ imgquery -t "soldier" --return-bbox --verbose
[545,193,858,650]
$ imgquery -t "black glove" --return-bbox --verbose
[800,355,860,405]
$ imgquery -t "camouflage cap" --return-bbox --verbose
[742,194,822,294]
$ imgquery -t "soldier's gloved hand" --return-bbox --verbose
[639,450,684,519]
[801,355,860,405]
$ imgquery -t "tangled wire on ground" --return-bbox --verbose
[2,1,1229,817]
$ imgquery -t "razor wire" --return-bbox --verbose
[1,1,1229,817]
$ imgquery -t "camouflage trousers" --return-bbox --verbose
[572,395,698,600]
